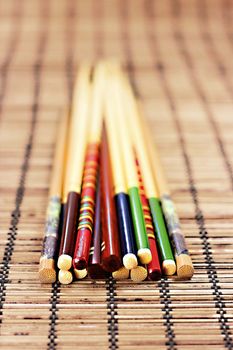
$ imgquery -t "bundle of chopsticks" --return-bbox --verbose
[39,62,194,285]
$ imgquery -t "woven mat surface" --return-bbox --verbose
[0,1,233,349]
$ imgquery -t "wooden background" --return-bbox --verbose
[0,1,232,349]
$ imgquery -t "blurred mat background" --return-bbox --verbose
[0,1,232,349]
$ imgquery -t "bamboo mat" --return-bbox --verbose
[0,0,232,349]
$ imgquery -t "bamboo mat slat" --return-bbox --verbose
[0,0,233,349]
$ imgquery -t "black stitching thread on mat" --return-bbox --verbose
[145,2,233,345]
[47,2,76,349]
[106,277,119,350]
[172,101,233,350]
[156,61,233,350]
[0,0,23,309]
[48,281,60,350]
[0,0,44,325]
[170,1,233,347]
[158,278,177,350]
[0,2,22,119]
[156,63,233,349]
[0,2,48,329]
[171,0,233,191]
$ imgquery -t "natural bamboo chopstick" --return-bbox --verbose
[130,264,148,282]
[111,73,152,265]
[39,109,69,283]
[112,267,130,280]
[57,64,91,273]
[58,269,73,284]
[105,77,137,270]
[138,103,194,278]
[73,64,105,270]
